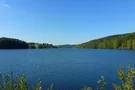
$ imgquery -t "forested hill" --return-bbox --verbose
[0,37,57,49]
[75,32,135,50]
[0,37,29,49]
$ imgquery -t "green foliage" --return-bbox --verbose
[1,66,135,90]
[28,43,57,49]
[114,65,135,90]
[0,73,54,90]
[82,65,135,90]
[76,32,135,50]
[0,73,42,90]
[0,37,29,49]
[28,43,37,49]
[57,44,76,48]
[32,79,42,90]
[132,39,135,49]
[81,86,92,90]
[47,84,53,90]
[97,76,107,90]
[0,37,57,49]
[81,76,107,90]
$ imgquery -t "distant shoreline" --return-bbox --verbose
[0,37,57,49]
[1,32,135,50]
[75,32,135,50]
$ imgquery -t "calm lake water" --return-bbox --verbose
[0,49,135,90]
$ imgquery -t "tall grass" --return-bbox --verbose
[0,65,135,90]
[0,72,42,90]
[82,65,135,90]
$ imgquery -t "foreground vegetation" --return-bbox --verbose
[0,72,53,90]
[76,32,135,50]
[0,37,57,49]
[0,66,135,90]
[82,65,135,90]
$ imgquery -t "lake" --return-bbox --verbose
[0,49,135,90]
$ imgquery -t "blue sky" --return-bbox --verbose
[0,0,134,45]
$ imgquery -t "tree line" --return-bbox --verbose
[0,37,57,49]
[57,44,76,48]
[75,32,135,49]
[28,42,57,49]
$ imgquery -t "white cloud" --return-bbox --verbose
[3,4,9,8]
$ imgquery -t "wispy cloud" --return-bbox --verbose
[3,3,9,8]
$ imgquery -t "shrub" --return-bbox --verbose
[0,72,42,90]
[1,65,135,90]
[82,65,135,90]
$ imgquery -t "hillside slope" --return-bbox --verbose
[0,37,57,49]
[75,32,135,49]
[0,37,29,49]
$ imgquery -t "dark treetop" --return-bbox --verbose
[0,37,29,49]
[28,42,57,49]
[0,37,57,49]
